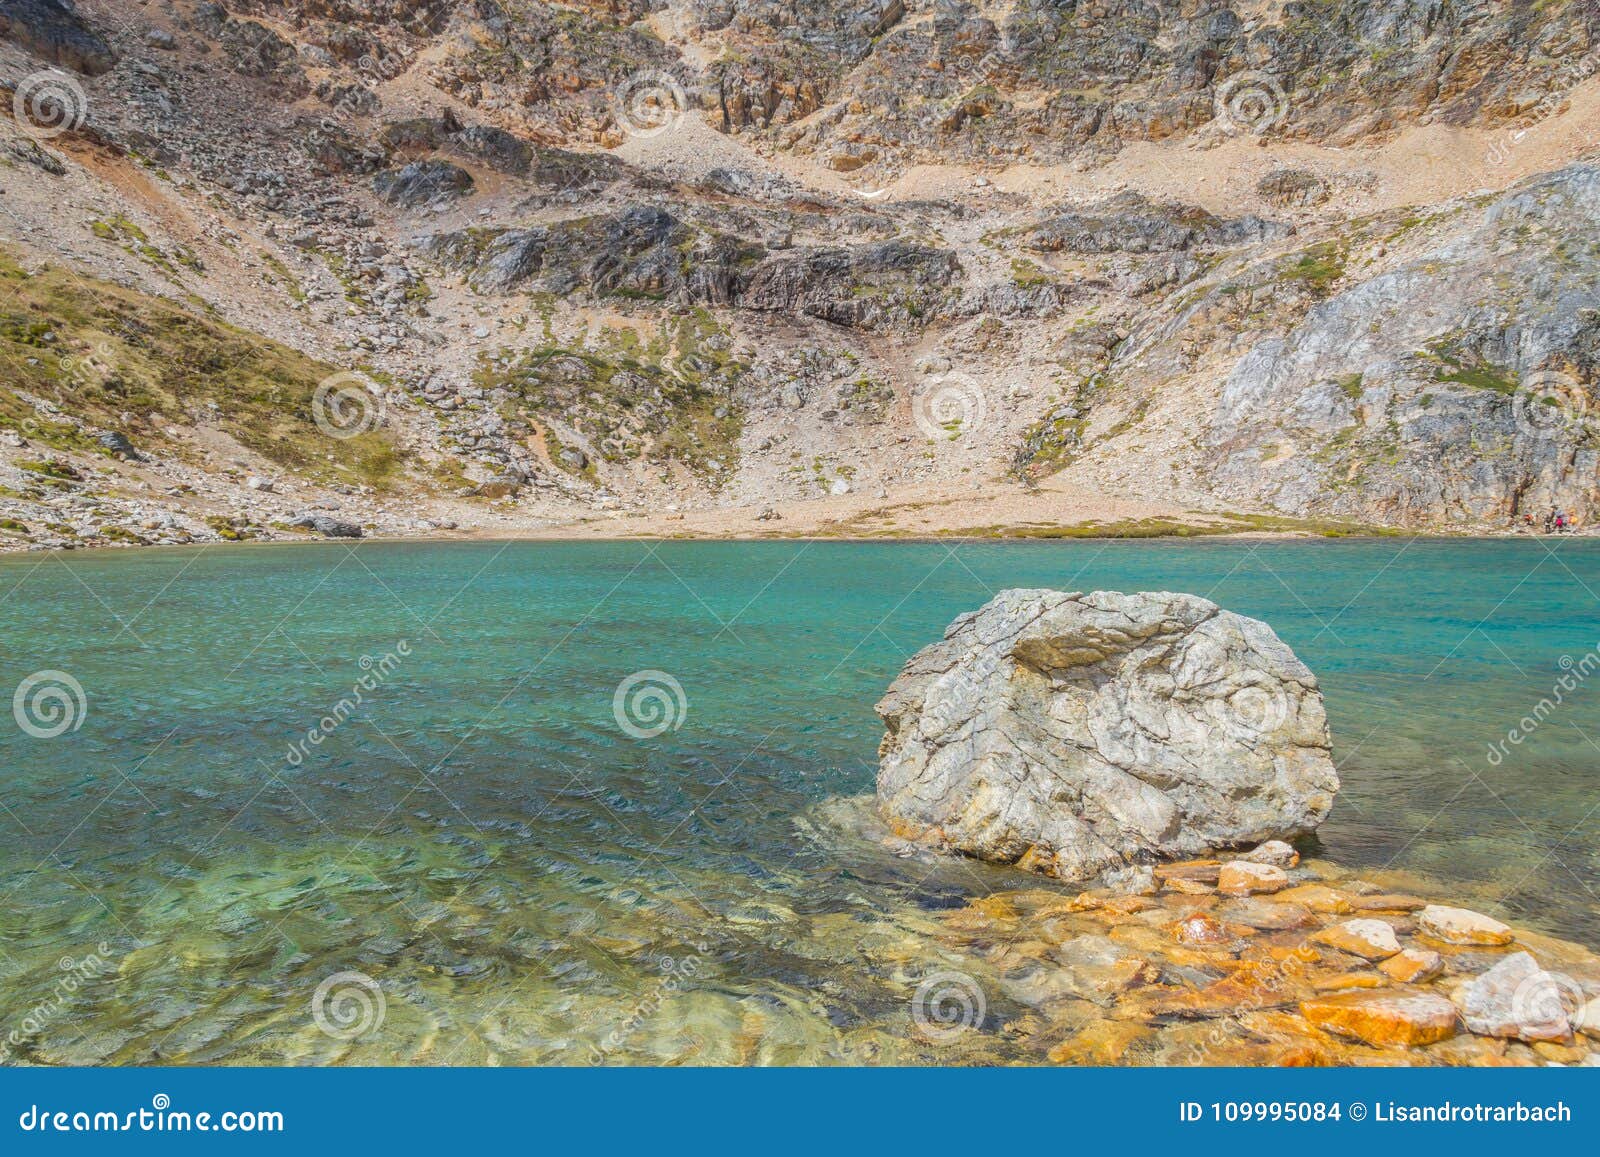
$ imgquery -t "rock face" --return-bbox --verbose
[875,589,1339,881]
[0,0,116,75]
[1206,166,1600,526]
[1455,952,1582,1043]
[373,160,474,207]
[289,514,362,539]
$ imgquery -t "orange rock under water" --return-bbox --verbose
[1379,948,1444,983]
[1218,861,1290,896]
[1300,990,1459,1047]
[1274,884,1355,913]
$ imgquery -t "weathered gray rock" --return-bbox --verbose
[451,124,533,175]
[1257,169,1331,209]
[373,160,474,207]
[422,207,958,329]
[1455,952,1582,1043]
[289,514,362,539]
[0,0,116,75]
[1026,193,1290,255]
[1208,164,1600,527]
[95,430,142,460]
[875,589,1338,881]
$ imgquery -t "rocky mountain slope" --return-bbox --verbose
[1,0,1597,551]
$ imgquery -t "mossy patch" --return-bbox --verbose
[1278,240,1346,297]
[260,251,307,302]
[88,214,203,280]
[1421,339,1518,394]
[475,310,745,478]
[0,249,406,490]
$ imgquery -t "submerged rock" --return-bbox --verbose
[875,589,1338,881]
[1218,861,1289,896]
[1418,905,1513,946]
[1300,990,1459,1047]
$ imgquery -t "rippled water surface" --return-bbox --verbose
[2,538,1597,1064]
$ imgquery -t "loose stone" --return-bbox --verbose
[1242,840,1300,869]
[1218,861,1290,896]
[1455,952,1579,1042]
[1418,905,1513,946]
[1311,918,1402,961]
[1379,948,1444,983]
[1300,990,1459,1047]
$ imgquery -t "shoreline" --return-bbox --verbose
[3,523,1595,560]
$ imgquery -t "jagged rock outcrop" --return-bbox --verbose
[1025,193,1290,255]
[0,0,116,75]
[876,589,1339,881]
[1207,164,1600,525]
[739,0,1600,166]
[373,159,474,206]
[193,3,305,93]
[422,209,961,329]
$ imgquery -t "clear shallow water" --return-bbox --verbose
[0,538,1597,1065]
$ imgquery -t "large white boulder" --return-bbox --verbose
[875,589,1339,881]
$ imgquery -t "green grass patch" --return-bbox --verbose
[475,310,745,478]
[1422,339,1518,394]
[260,251,307,302]
[0,249,407,490]
[1279,240,1346,297]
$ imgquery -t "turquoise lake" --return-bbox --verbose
[1,538,1597,1064]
